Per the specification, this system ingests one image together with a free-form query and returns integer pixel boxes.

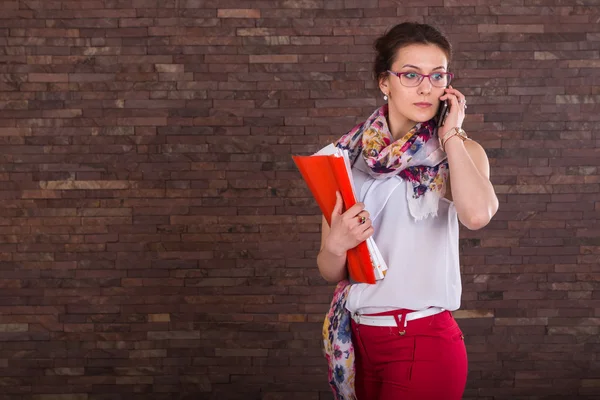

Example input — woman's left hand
[439,85,467,139]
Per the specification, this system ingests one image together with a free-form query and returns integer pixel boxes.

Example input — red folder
[292,151,376,284]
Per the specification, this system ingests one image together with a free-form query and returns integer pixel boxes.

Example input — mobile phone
[436,100,449,127]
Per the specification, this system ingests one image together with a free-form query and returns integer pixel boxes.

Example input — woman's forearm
[317,244,348,283]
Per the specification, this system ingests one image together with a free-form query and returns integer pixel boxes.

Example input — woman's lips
[414,102,433,108]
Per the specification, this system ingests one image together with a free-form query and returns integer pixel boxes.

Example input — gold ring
[359,216,366,224]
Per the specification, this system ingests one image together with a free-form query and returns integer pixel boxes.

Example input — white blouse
[345,156,462,314]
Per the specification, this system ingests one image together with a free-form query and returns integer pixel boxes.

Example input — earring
[383,93,388,101]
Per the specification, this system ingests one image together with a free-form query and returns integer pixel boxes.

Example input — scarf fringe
[406,181,441,221]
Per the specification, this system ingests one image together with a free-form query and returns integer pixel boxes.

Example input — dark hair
[373,22,452,83]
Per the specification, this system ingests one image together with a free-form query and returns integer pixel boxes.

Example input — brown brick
[148,313,170,322]
[29,73,69,83]
[0,323,28,332]
[0,3,596,399]
[218,9,261,18]
[249,55,299,64]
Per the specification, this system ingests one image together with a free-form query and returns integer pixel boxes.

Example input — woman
[318,22,499,400]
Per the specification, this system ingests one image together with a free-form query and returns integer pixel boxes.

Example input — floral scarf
[322,280,354,400]
[335,103,449,221]
[323,105,449,399]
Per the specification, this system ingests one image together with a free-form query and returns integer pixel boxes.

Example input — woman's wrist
[443,134,464,150]
[439,125,462,140]
[440,127,468,151]
[322,238,346,257]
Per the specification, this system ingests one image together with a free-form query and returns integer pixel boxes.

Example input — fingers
[446,85,464,98]
[351,209,372,240]
[444,86,466,106]
[350,208,370,225]
[345,201,367,218]
[340,211,373,246]
[344,204,372,231]
[356,219,375,242]
[357,224,375,242]
[446,92,460,109]
[331,197,371,223]
[354,215,372,231]
[438,88,466,137]
[440,92,464,115]
[330,198,375,248]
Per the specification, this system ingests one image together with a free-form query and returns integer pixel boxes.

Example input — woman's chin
[411,113,437,123]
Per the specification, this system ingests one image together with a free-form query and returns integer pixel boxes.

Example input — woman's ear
[378,73,390,94]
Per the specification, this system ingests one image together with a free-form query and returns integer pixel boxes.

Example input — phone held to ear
[437,100,449,128]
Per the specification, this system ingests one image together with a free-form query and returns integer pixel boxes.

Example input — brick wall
[0,1,599,399]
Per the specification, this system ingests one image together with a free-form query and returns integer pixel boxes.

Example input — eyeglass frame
[386,70,454,87]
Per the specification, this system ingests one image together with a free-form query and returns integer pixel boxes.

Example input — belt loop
[392,313,407,336]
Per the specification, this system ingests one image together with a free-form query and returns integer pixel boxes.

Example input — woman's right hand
[323,191,374,256]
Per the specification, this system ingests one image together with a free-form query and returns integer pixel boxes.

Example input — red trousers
[351,309,467,400]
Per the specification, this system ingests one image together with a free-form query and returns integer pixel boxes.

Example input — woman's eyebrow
[401,64,446,71]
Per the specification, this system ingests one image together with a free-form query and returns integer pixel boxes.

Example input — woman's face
[379,44,449,127]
